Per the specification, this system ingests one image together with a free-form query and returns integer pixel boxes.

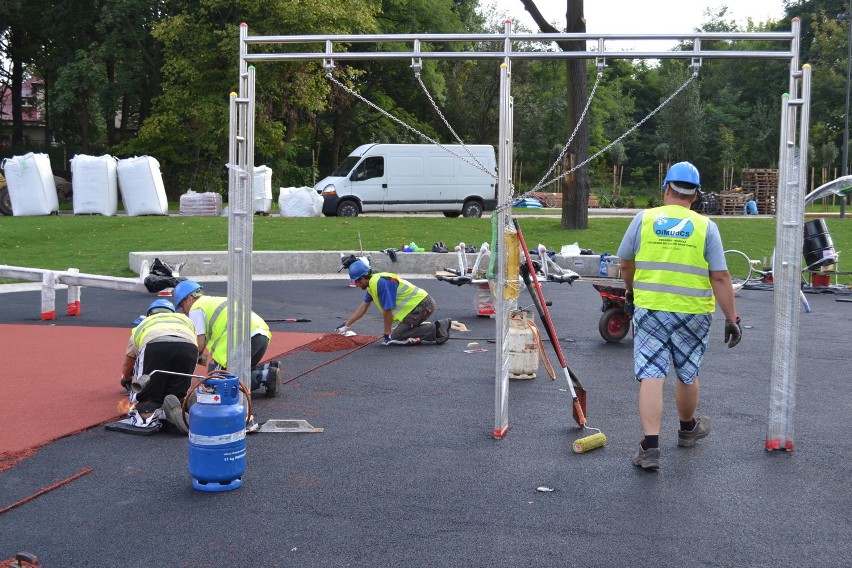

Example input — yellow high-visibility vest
[634,205,714,314]
[367,272,428,322]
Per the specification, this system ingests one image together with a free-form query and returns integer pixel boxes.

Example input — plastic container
[116,156,168,216]
[1,152,58,216]
[252,165,273,214]
[803,218,837,270]
[179,190,222,216]
[70,154,118,215]
[508,309,538,379]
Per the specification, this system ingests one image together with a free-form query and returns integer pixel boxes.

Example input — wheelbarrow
[592,283,631,343]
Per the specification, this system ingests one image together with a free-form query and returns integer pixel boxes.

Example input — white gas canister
[508,309,539,379]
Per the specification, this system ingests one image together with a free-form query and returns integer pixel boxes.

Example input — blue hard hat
[147,298,176,315]
[173,279,203,307]
[348,259,371,282]
[663,161,701,192]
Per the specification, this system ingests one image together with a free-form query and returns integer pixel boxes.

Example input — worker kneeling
[120,298,199,434]
[337,260,451,345]
[173,280,279,399]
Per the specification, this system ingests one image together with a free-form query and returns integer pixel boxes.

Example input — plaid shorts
[633,307,712,384]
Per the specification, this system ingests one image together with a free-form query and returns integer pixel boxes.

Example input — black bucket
[803,218,837,270]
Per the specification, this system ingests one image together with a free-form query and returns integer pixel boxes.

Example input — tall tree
[519,0,589,229]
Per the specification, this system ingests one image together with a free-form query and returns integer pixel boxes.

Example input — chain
[326,72,497,180]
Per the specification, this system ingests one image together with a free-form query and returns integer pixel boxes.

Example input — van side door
[350,156,386,212]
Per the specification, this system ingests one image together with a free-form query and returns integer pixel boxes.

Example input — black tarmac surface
[1,277,850,567]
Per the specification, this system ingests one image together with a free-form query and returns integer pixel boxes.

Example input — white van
[315,143,497,217]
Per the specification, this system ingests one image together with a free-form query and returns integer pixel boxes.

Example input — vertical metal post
[227,25,254,393]
[493,19,513,439]
[841,0,851,217]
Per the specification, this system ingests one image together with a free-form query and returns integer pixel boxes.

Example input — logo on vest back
[653,214,693,239]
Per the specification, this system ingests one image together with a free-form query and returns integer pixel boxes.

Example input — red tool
[513,219,587,426]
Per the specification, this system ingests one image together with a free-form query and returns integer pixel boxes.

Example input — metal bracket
[411,39,422,76]
[258,419,324,433]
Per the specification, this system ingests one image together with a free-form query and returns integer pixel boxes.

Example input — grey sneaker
[678,415,711,447]
[162,394,189,434]
[632,445,661,470]
[265,362,279,398]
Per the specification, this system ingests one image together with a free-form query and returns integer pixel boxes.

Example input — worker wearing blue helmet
[336,259,451,345]
[617,161,741,471]
[173,279,279,398]
[119,298,199,433]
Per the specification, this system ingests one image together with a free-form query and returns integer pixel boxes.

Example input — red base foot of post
[765,438,795,452]
[41,311,55,321]
[493,425,509,439]
[67,301,81,316]
[157,288,173,297]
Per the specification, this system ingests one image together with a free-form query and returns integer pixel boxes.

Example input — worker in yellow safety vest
[173,280,279,399]
[336,260,451,346]
[120,298,198,433]
[617,161,742,471]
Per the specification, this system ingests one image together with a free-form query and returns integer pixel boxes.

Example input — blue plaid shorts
[633,307,712,384]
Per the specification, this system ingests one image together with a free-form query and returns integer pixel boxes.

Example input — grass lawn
[1,213,850,283]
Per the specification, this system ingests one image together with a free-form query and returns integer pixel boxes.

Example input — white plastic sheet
[278,186,322,217]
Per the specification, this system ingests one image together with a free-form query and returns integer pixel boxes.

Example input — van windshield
[331,156,361,177]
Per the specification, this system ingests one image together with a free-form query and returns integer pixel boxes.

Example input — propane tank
[508,309,539,379]
[188,373,246,492]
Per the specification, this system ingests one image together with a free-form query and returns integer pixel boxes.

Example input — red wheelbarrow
[592,283,631,342]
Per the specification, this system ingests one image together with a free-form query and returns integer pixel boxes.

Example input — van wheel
[443,211,461,218]
[462,200,483,218]
[0,185,12,216]
[337,200,360,217]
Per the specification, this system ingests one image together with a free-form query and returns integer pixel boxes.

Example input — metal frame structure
[230,19,809,449]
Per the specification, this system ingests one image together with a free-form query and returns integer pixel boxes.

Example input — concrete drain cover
[258,419,324,433]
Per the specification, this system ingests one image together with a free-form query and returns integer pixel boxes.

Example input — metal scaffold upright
[231,19,809,447]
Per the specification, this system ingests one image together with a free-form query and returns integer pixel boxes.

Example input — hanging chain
[529,70,604,193]
[326,71,497,180]
[528,70,698,196]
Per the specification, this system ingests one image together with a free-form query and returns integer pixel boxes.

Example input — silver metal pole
[842,1,851,217]
[493,19,512,440]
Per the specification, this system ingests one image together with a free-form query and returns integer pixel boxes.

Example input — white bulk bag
[70,154,118,215]
[1,153,58,216]
[279,186,322,217]
[253,165,273,214]
[116,156,168,216]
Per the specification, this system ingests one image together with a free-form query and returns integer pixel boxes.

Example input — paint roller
[513,220,606,454]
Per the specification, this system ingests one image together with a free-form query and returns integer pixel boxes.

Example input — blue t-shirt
[363,276,399,309]
[616,209,727,271]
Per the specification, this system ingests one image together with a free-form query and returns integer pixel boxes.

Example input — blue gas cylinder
[188,373,246,492]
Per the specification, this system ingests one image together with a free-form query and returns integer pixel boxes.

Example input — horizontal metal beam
[244,49,793,63]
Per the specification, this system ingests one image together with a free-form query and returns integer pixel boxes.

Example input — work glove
[724,317,742,348]
[382,334,392,345]
[335,324,350,335]
[624,291,635,318]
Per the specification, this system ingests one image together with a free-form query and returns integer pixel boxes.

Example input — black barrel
[803,218,837,269]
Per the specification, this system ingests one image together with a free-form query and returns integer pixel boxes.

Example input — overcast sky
[484,0,787,52]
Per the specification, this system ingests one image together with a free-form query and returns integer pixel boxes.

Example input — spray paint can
[188,373,246,492]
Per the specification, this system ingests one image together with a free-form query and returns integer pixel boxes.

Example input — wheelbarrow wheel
[599,306,630,343]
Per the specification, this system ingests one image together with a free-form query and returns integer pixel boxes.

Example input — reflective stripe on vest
[634,205,715,314]
[367,272,428,322]
[191,296,270,368]
[132,312,197,348]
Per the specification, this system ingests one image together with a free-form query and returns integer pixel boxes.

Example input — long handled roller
[513,220,606,452]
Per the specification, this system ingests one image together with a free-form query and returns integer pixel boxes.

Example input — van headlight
[321,184,336,196]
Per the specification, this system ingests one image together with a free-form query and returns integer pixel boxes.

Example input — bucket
[508,309,538,379]
[811,273,830,287]
[803,219,837,270]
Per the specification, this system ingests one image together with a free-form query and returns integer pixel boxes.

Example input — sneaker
[632,445,661,471]
[678,415,711,447]
[435,318,452,344]
[162,394,189,434]
[265,363,279,398]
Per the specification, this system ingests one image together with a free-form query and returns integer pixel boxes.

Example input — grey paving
[1,277,850,567]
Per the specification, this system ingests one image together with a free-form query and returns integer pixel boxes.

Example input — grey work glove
[724,317,742,348]
[335,324,350,335]
[381,334,392,345]
[624,291,635,317]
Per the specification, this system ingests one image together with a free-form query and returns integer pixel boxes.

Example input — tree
[519,0,590,230]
